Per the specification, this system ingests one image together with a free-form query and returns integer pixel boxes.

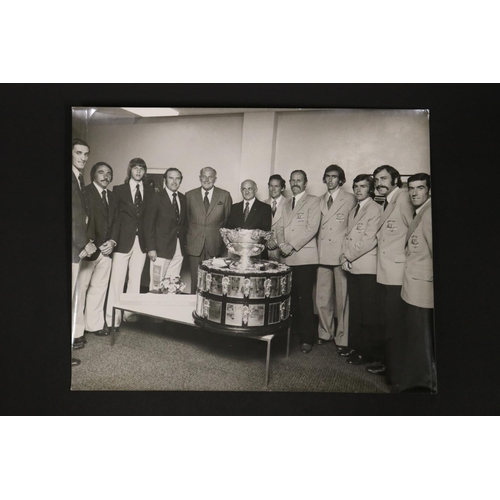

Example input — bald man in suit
[264,174,286,261]
[185,167,232,293]
[397,173,436,393]
[316,165,356,350]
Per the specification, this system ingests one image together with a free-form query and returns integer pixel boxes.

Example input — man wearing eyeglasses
[185,167,232,293]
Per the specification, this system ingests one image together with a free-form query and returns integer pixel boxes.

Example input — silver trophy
[220,228,273,270]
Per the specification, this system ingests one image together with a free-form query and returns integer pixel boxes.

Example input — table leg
[111,307,116,346]
[265,337,271,387]
[286,326,290,358]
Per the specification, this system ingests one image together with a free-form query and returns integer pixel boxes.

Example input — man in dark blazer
[144,168,188,290]
[185,167,232,293]
[275,170,321,354]
[226,179,272,231]
[71,138,96,364]
[369,165,413,382]
[398,173,436,393]
[105,158,153,329]
[74,162,117,339]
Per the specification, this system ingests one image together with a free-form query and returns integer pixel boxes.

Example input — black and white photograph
[71,106,436,393]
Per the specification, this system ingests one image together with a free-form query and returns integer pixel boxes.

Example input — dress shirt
[93,181,108,200]
[327,186,341,204]
[129,180,144,200]
[242,197,256,212]
[386,186,400,204]
[201,186,214,204]
[72,166,84,189]
[415,197,431,216]
[166,187,181,215]
[293,190,306,206]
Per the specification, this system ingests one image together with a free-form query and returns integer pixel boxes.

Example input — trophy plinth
[220,228,272,271]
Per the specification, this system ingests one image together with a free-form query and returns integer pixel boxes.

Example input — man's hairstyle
[373,164,402,188]
[90,162,113,181]
[164,167,183,181]
[290,169,308,183]
[407,172,431,190]
[268,174,286,190]
[352,174,376,196]
[323,164,346,186]
[200,167,217,177]
[72,138,90,151]
[125,157,147,183]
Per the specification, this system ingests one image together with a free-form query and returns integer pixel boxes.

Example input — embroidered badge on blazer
[297,212,305,221]
[386,220,397,232]
[410,235,419,248]
[356,222,365,232]
[336,213,345,222]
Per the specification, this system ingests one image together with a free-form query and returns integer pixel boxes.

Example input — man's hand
[267,237,278,250]
[148,250,157,262]
[279,243,294,257]
[100,240,114,256]
[84,241,97,255]
[341,260,352,272]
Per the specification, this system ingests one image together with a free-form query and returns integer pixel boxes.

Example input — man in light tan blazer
[264,174,286,261]
[315,165,356,350]
[340,174,382,365]
[185,167,232,293]
[397,173,436,393]
[275,170,320,353]
[369,165,414,382]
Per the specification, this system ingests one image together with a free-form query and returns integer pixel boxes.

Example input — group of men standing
[71,137,436,393]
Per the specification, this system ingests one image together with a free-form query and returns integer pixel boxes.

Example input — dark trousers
[346,273,382,361]
[378,283,406,384]
[290,265,317,345]
[395,303,437,393]
[189,244,217,294]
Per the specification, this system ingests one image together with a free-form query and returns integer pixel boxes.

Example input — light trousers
[106,236,146,327]
[149,239,184,290]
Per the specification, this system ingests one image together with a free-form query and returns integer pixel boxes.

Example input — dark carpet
[71,318,390,392]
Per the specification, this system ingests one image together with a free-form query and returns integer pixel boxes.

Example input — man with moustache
[144,168,188,289]
[71,138,96,365]
[367,165,414,382]
[264,174,286,261]
[74,162,117,340]
[315,165,356,350]
[397,173,436,393]
[186,167,232,293]
[275,170,320,354]
[105,158,153,330]
[340,174,382,365]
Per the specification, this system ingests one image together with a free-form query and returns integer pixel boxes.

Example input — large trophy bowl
[220,228,273,270]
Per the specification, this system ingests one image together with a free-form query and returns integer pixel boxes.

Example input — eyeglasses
[200,175,215,181]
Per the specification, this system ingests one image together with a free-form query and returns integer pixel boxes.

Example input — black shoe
[72,358,81,366]
[339,348,355,357]
[336,346,351,354]
[94,329,111,337]
[72,341,85,350]
[366,364,386,375]
[74,336,87,345]
[346,353,367,365]
[315,338,332,345]
[300,343,313,354]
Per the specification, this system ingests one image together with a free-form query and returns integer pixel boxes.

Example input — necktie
[413,211,417,219]
[383,199,388,210]
[172,192,179,224]
[134,184,142,206]
[272,199,277,216]
[101,189,108,207]
[204,191,210,212]
[243,201,250,222]
[354,203,360,218]
[78,174,85,193]
[327,195,333,210]
[292,197,296,210]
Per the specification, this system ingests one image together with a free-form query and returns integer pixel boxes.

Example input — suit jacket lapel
[405,200,431,244]
[346,199,370,234]
[206,188,220,217]
[245,200,260,228]
[379,189,401,228]
[322,191,348,224]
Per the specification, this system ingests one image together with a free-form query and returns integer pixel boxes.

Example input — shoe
[315,338,332,345]
[366,364,386,375]
[71,358,81,366]
[74,336,87,345]
[339,348,355,357]
[346,353,367,365]
[94,329,111,336]
[336,346,351,354]
[72,341,85,350]
[300,343,313,354]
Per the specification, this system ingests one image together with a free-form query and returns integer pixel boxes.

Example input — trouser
[316,264,349,346]
[149,239,184,290]
[74,253,112,337]
[290,265,317,345]
[71,261,81,342]
[105,236,146,327]
[377,283,405,384]
[395,303,437,393]
[189,244,217,294]
[345,273,382,361]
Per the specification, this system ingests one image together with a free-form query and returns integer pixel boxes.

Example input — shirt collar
[328,186,341,202]
[293,191,306,203]
[201,186,214,197]
[386,186,399,203]
[165,187,178,198]
[415,197,431,215]
[93,181,107,194]
[243,197,256,210]
[72,166,83,180]
[357,197,371,209]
